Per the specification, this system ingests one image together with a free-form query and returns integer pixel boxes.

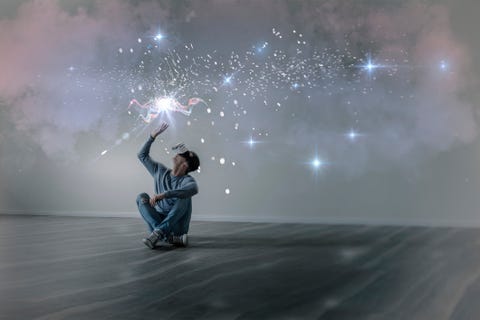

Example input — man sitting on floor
[136,121,200,249]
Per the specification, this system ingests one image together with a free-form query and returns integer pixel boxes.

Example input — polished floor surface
[1,214,480,319]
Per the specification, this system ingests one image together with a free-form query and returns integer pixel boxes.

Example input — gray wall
[1,0,480,226]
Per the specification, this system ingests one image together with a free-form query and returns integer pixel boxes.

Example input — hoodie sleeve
[164,176,198,199]
[137,136,168,177]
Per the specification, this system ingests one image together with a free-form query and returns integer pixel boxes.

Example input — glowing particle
[130,48,133,53]
[137,38,142,43]
[207,108,212,113]
[225,188,230,195]
[187,121,191,126]
[118,48,123,53]
[220,158,225,165]
[440,60,448,71]
[220,111,225,117]
[232,162,236,166]
[101,150,108,156]
[234,100,238,105]
[154,33,164,41]
[211,156,216,160]
[201,138,205,143]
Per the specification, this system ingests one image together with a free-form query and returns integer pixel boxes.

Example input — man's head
[171,143,200,176]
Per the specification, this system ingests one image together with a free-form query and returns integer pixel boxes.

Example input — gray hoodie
[137,136,198,213]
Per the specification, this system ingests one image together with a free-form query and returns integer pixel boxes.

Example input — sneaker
[142,229,164,249]
[168,234,188,247]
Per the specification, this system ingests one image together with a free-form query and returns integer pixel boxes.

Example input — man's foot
[142,229,164,249]
[168,234,188,247]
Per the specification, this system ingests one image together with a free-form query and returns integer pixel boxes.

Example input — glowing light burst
[128,97,207,123]
[154,33,164,41]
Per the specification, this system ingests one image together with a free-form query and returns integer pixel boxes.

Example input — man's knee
[173,198,189,210]
[168,198,190,217]
[136,193,150,205]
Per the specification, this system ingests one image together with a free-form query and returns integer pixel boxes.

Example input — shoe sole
[168,234,188,247]
[181,234,188,247]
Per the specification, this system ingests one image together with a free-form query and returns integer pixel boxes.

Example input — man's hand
[150,122,169,139]
[149,193,166,206]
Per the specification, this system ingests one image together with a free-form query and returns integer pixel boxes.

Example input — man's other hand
[149,193,166,206]
[151,122,169,139]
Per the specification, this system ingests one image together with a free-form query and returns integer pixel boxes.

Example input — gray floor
[1,215,480,320]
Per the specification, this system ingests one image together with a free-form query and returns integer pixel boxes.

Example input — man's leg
[157,198,190,236]
[179,205,192,235]
[136,193,166,232]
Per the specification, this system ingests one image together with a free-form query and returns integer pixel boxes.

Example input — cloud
[0,0,170,160]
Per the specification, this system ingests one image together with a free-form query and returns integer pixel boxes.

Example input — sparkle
[363,59,379,73]
[223,75,232,85]
[244,136,259,148]
[346,129,359,141]
[311,158,323,169]
[154,33,164,41]
[225,188,230,195]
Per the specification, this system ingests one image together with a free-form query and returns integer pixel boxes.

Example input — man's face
[172,154,188,175]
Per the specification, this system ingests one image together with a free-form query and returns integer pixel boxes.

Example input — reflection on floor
[0,214,479,319]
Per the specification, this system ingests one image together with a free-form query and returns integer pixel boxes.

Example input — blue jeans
[136,193,191,236]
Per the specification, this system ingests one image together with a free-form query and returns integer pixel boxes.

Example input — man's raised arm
[137,122,169,176]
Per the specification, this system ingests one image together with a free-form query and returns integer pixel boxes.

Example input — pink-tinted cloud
[0,0,169,160]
